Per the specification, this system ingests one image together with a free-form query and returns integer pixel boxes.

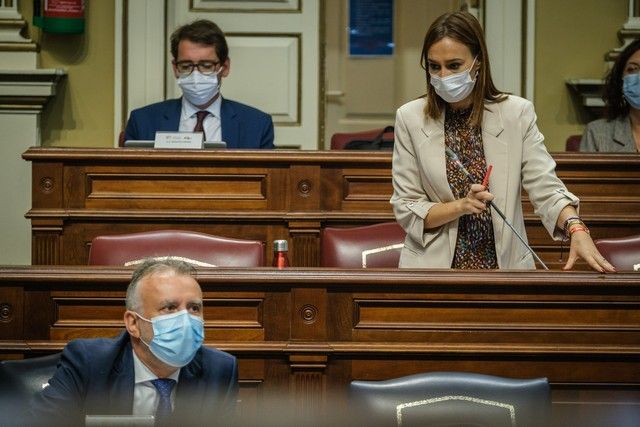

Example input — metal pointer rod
[444,147,549,270]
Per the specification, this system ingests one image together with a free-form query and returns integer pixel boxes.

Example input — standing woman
[390,11,614,272]
[580,38,640,152]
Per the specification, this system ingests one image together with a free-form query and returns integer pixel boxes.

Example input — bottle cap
[273,239,288,252]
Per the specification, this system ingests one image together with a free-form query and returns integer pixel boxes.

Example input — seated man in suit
[30,258,238,426]
[124,19,274,149]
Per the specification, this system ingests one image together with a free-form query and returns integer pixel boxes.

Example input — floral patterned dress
[444,106,498,269]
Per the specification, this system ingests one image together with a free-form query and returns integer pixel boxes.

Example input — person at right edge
[580,38,640,152]
[390,11,615,272]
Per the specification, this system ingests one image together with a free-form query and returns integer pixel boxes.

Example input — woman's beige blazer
[390,95,579,269]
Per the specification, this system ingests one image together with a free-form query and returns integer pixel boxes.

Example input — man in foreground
[30,258,238,426]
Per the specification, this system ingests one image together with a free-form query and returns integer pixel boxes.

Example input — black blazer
[29,332,238,426]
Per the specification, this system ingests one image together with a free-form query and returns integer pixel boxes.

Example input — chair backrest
[349,371,551,427]
[594,234,640,271]
[566,134,581,151]
[330,127,394,150]
[88,230,265,267]
[321,222,406,268]
[0,353,61,419]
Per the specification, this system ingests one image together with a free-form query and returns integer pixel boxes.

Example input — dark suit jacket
[29,332,238,426]
[124,97,275,149]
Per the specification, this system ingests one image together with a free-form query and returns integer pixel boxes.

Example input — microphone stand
[445,147,549,270]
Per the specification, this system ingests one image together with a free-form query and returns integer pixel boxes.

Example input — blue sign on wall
[349,0,394,57]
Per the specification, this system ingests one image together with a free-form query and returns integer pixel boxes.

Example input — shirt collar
[181,94,222,120]
[132,348,180,384]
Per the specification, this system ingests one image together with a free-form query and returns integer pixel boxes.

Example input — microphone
[444,147,549,270]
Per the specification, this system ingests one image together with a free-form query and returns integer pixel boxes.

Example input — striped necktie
[193,110,209,140]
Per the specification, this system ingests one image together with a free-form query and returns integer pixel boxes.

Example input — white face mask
[429,57,478,103]
[177,70,221,107]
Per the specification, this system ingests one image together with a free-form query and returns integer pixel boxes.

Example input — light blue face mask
[623,72,640,109]
[177,70,221,107]
[137,309,204,368]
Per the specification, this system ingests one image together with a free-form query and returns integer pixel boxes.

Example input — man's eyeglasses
[174,60,222,76]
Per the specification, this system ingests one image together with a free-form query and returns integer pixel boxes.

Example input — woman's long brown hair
[421,11,506,127]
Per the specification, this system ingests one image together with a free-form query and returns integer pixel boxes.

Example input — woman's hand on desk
[563,231,617,273]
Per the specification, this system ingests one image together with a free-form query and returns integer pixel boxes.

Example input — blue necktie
[151,378,176,423]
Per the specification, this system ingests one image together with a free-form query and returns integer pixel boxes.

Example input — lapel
[481,102,508,248]
[220,98,239,147]
[107,341,135,415]
[421,112,451,202]
[421,111,460,255]
[613,116,634,148]
[161,99,182,132]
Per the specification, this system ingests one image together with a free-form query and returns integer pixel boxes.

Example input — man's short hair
[125,258,197,312]
[170,19,229,63]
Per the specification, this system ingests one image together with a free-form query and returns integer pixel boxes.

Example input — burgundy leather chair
[565,134,581,151]
[330,127,394,150]
[320,222,406,268]
[88,230,265,267]
[350,371,550,427]
[594,234,640,271]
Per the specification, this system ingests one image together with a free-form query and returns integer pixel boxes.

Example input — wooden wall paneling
[31,224,63,265]
[289,353,327,424]
[1,267,640,426]
[202,294,265,341]
[339,167,395,213]
[0,285,23,340]
[23,149,640,270]
[31,161,63,209]
[29,159,64,264]
[262,288,291,341]
[80,165,272,211]
[288,220,321,267]
[287,164,321,267]
[291,287,327,341]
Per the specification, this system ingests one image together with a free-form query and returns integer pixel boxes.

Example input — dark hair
[420,11,506,126]
[125,258,197,312]
[170,19,229,63]
[603,38,640,120]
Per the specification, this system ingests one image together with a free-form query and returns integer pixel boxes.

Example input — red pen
[482,164,493,188]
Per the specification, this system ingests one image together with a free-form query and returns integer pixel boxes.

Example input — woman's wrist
[569,225,590,236]
[563,216,589,239]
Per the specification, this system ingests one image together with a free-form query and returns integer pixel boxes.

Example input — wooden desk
[23,148,640,268]
[1,267,639,425]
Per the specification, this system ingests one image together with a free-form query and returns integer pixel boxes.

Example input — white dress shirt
[131,350,181,416]
[179,96,222,142]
